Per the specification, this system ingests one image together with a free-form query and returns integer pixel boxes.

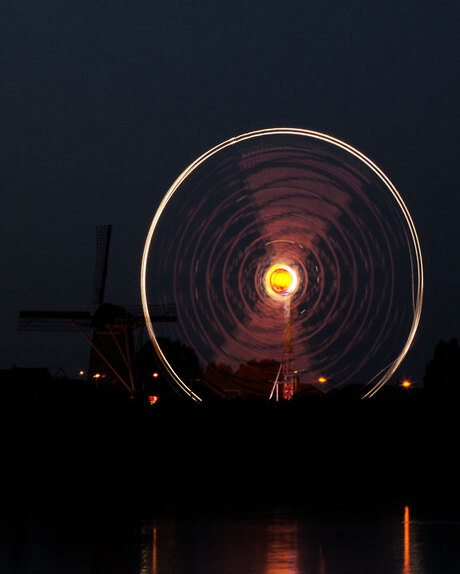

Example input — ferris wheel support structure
[269,294,298,401]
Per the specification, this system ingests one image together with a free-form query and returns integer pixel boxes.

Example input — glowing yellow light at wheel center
[270,268,292,292]
[266,264,298,297]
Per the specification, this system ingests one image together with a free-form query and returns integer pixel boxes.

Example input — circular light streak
[141,128,424,401]
[266,264,298,297]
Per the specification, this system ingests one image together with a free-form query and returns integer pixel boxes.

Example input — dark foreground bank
[1,387,459,516]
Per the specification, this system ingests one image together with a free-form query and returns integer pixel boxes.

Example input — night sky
[2,1,459,385]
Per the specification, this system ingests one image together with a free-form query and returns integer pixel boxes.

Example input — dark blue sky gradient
[1,1,459,382]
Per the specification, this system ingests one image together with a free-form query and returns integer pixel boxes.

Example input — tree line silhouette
[2,337,460,404]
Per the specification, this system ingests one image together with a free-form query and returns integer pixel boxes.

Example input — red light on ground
[401,380,412,388]
[148,395,159,405]
[318,377,327,383]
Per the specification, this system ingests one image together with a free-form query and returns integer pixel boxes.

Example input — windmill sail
[18,310,92,331]
[91,225,112,306]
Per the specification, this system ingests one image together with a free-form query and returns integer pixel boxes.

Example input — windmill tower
[18,225,176,394]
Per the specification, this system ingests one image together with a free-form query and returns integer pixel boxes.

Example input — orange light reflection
[265,520,300,574]
[152,526,157,574]
[403,505,410,574]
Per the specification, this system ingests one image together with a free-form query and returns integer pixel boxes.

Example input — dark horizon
[2,333,459,404]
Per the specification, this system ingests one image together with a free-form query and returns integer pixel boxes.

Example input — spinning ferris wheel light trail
[141,128,424,402]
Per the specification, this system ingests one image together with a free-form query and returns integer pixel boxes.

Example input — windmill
[18,225,176,394]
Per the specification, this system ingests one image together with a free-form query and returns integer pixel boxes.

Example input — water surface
[1,504,460,573]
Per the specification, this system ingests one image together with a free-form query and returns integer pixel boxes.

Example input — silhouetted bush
[424,338,460,395]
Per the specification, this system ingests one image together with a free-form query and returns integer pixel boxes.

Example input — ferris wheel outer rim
[140,127,424,402]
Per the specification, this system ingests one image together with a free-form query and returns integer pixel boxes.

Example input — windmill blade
[91,225,112,306]
[18,310,92,332]
[89,304,177,334]
[124,304,178,322]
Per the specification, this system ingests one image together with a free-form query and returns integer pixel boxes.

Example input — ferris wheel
[141,128,423,402]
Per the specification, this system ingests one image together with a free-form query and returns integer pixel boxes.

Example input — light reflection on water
[2,504,460,573]
[136,505,425,574]
[265,519,300,574]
